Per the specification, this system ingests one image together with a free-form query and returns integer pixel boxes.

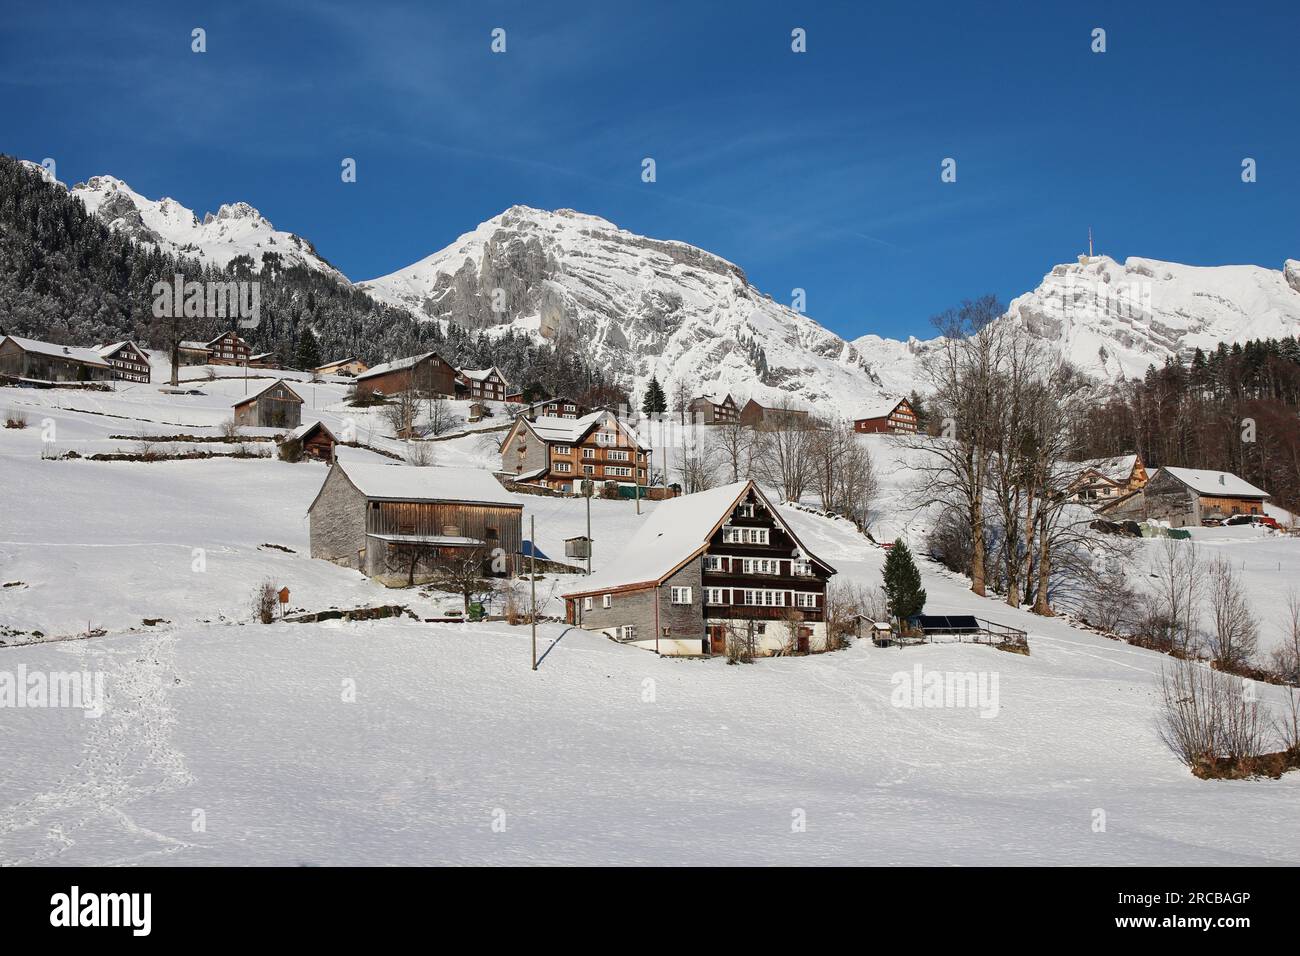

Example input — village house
[205,331,253,366]
[562,480,837,656]
[456,366,510,402]
[1134,467,1270,528]
[308,459,523,585]
[177,341,213,365]
[499,409,651,494]
[95,342,151,384]
[354,350,458,400]
[686,392,739,425]
[248,352,282,370]
[0,335,114,385]
[1067,454,1149,504]
[278,420,338,462]
[520,396,588,420]
[853,397,918,434]
[232,379,304,429]
[739,398,811,430]
[315,358,370,378]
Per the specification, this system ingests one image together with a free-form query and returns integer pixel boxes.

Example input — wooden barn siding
[367,501,522,559]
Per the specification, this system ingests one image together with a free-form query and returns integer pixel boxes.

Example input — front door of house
[708,624,727,655]
[797,626,812,654]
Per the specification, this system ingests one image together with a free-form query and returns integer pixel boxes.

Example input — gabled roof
[691,391,734,406]
[1074,454,1139,484]
[2,335,110,368]
[458,366,506,382]
[356,350,446,382]
[854,396,907,421]
[503,409,647,452]
[179,340,212,351]
[281,419,336,444]
[1160,467,1268,499]
[315,357,365,371]
[562,480,836,599]
[318,460,523,508]
[204,331,248,348]
[232,378,305,408]
[96,341,146,358]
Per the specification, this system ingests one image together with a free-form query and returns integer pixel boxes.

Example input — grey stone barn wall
[309,467,368,570]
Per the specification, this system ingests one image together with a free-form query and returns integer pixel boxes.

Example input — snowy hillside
[359,206,896,412]
[20,162,344,280]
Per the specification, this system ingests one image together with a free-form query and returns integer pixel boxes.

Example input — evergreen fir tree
[642,375,667,415]
[882,539,926,629]
[295,327,322,370]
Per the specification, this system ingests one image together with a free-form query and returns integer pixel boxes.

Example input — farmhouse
[354,351,457,400]
[686,392,739,424]
[0,335,114,385]
[520,396,588,420]
[278,420,337,462]
[95,342,151,383]
[499,409,650,494]
[315,357,370,377]
[739,398,811,430]
[205,331,253,365]
[308,459,523,585]
[232,379,304,429]
[456,366,510,402]
[1140,467,1270,527]
[1067,454,1148,504]
[853,397,918,434]
[248,352,282,370]
[563,480,836,656]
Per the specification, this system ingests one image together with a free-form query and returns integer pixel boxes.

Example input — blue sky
[3,1,1296,341]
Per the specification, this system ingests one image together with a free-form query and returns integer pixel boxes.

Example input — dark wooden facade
[206,331,253,365]
[0,336,114,385]
[97,342,151,383]
[355,351,458,399]
[233,379,304,428]
[854,398,918,434]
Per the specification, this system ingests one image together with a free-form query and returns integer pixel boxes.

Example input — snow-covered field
[2,377,1299,866]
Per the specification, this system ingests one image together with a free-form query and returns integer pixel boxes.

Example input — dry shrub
[253,580,278,624]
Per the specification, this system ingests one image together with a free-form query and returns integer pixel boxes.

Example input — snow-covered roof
[854,397,905,420]
[179,340,212,351]
[281,420,335,444]
[233,378,304,408]
[1161,467,1268,498]
[204,331,247,348]
[332,460,523,507]
[521,409,645,448]
[355,351,442,381]
[562,480,835,598]
[692,392,734,406]
[1075,454,1139,483]
[3,336,110,368]
[459,366,505,382]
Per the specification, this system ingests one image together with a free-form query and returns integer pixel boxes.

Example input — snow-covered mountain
[21,161,344,281]
[855,254,1300,385]
[358,206,896,412]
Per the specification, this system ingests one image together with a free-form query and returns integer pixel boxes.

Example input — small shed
[279,420,337,462]
[467,401,489,423]
[564,535,592,559]
[233,379,304,429]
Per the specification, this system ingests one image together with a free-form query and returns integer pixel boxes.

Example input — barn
[232,379,304,429]
[1141,467,1270,527]
[278,420,338,462]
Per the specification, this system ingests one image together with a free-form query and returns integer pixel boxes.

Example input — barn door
[708,624,727,654]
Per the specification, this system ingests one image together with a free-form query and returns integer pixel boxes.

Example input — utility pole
[584,481,592,575]
[530,514,537,671]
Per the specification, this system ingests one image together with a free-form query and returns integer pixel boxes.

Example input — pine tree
[642,375,667,415]
[295,327,322,370]
[882,539,926,629]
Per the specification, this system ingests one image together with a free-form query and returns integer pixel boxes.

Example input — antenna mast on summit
[1088,227,1094,259]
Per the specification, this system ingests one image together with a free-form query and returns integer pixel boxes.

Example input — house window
[602,594,612,608]
[608,450,630,462]
[554,445,572,455]
[582,448,596,459]
[670,586,693,605]
[795,592,819,609]
[583,597,592,611]
[723,526,770,545]
[621,625,636,641]
[583,465,595,475]
[703,555,722,571]
[706,588,724,605]
[555,462,573,473]
[793,559,812,576]
[738,503,755,518]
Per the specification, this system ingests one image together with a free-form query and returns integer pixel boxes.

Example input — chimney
[1219,474,1225,485]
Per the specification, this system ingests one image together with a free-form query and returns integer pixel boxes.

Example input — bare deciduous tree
[1206,555,1259,668]
[1158,659,1267,774]
[709,419,754,484]
[752,396,813,502]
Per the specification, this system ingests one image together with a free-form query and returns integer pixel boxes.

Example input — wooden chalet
[248,352,282,370]
[456,366,510,402]
[354,351,457,400]
[738,398,811,430]
[853,397,918,434]
[278,420,338,462]
[232,379,304,429]
[0,335,114,385]
[308,459,523,586]
[520,396,588,420]
[686,392,739,425]
[1067,454,1148,504]
[315,358,370,378]
[95,342,151,384]
[178,341,214,365]
[562,481,837,656]
[499,409,650,494]
[205,331,253,365]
